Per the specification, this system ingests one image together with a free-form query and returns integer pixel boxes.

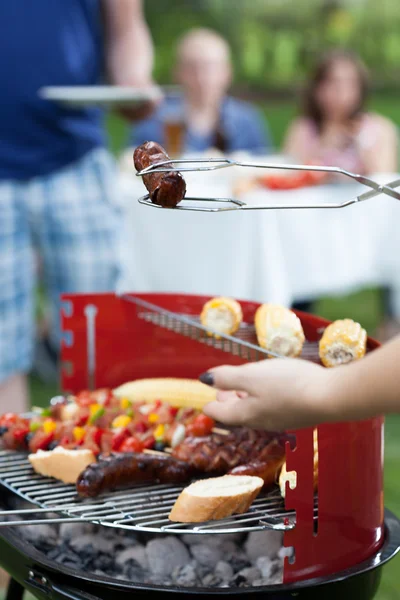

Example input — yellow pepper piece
[148,412,159,424]
[73,426,86,442]
[89,403,102,416]
[112,415,132,429]
[120,397,132,410]
[154,424,165,440]
[42,419,57,434]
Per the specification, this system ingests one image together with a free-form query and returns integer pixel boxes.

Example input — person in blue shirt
[0,0,157,413]
[130,28,272,155]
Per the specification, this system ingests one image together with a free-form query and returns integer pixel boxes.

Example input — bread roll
[169,474,263,522]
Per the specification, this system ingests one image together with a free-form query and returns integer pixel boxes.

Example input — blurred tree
[142,0,400,95]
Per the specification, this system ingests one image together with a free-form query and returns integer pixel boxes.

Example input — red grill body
[60,292,384,586]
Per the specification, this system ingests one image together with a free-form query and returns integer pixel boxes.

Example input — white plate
[38,85,167,107]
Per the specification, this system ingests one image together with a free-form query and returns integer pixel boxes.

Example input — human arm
[200,334,400,431]
[360,116,398,174]
[102,0,159,120]
[282,117,313,162]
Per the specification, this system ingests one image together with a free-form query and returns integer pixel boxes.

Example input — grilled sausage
[76,452,197,497]
[133,141,186,208]
[172,428,286,474]
[228,454,286,489]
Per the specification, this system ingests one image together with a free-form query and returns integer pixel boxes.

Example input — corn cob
[113,378,216,410]
[279,430,318,498]
[254,303,305,358]
[200,296,243,338]
[319,319,367,368]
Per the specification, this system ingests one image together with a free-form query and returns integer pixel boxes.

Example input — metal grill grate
[122,294,324,364]
[0,450,314,534]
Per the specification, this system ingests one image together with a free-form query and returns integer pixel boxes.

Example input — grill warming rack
[0,451,308,533]
[136,157,400,212]
[121,294,322,363]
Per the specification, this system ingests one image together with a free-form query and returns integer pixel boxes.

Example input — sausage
[172,428,285,474]
[133,141,186,208]
[76,452,197,497]
[229,456,285,489]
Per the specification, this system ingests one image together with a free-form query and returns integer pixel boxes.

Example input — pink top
[301,114,379,174]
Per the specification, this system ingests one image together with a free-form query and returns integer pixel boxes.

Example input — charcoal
[22,524,58,544]
[190,544,223,569]
[59,523,94,540]
[229,551,251,573]
[172,563,199,587]
[70,534,114,554]
[93,554,115,572]
[116,545,148,570]
[202,573,222,587]
[146,537,190,577]
[214,560,234,583]
[123,563,146,583]
[245,531,283,562]
[255,555,273,578]
[236,566,261,585]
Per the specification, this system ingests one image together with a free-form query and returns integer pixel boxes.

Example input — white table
[115,152,400,315]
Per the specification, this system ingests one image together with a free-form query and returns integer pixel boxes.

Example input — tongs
[136,157,400,212]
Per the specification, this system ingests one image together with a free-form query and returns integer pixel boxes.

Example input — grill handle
[25,569,103,600]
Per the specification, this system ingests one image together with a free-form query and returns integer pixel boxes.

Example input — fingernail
[199,372,214,386]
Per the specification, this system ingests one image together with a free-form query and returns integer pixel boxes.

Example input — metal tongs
[136,157,400,212]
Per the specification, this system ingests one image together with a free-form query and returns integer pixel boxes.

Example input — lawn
[9,91,400,598]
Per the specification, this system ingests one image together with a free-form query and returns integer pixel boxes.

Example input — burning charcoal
[255,555,274,578]
[172,563,199,587]
[202,572,223,587]
[214,560,234,583]
[228,551,251,574]
[59,522,94,540]
[146,537,190,577]
[116,545,148,570]
[22,524,58,544]
[236,566,261,585]
[190,544,223,569]
[70,534,115,554]
[244,531,283,562]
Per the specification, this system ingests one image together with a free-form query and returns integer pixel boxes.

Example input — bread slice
[113,378,217,410]
[29,447,96,484]
[168,474,263,523]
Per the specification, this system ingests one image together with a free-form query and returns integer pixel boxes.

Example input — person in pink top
[283,49,398,176]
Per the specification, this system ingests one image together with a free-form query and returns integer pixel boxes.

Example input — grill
[0,292,399,600]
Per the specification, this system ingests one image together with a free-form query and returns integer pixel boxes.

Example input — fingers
[199,364,252,393]
[203,391,252,426]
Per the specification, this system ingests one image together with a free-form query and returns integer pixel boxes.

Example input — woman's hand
[200,359,337,431]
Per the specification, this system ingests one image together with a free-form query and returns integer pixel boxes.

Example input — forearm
[323,335,400,422]
[103,0,154,86]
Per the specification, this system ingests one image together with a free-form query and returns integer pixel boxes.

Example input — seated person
[130,28,272,155]
[283,49,398,175]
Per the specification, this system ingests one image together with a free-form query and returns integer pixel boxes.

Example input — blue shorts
[0,148,122,383]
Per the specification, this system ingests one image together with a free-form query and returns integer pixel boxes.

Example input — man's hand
[103,0,160,121]
[201,359,335,431]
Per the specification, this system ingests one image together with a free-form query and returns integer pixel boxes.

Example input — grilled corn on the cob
[319,319,367,368]
[200,296,243,338]
[113,378,217,410]
[254,303,305,358]
[279,430,318,498]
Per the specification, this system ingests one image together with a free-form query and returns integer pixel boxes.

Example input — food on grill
[76,452,197,497]
[29,447,96,484]
[113,377,216,410]
[168,474,264,522]
[133,141,186,208]
[319,318,367,367]
[0,383,216,456]
[254,304,305,357]
[279,429,319,498]
[172,428,286,486]
[200,296,243,338]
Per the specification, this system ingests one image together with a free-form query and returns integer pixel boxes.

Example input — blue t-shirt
[130,95,273,155]
[0,1,105,181]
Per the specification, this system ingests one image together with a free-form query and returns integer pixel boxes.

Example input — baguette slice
[29,447,96,484]
[113,378,216,410]
[169,474,263,523]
